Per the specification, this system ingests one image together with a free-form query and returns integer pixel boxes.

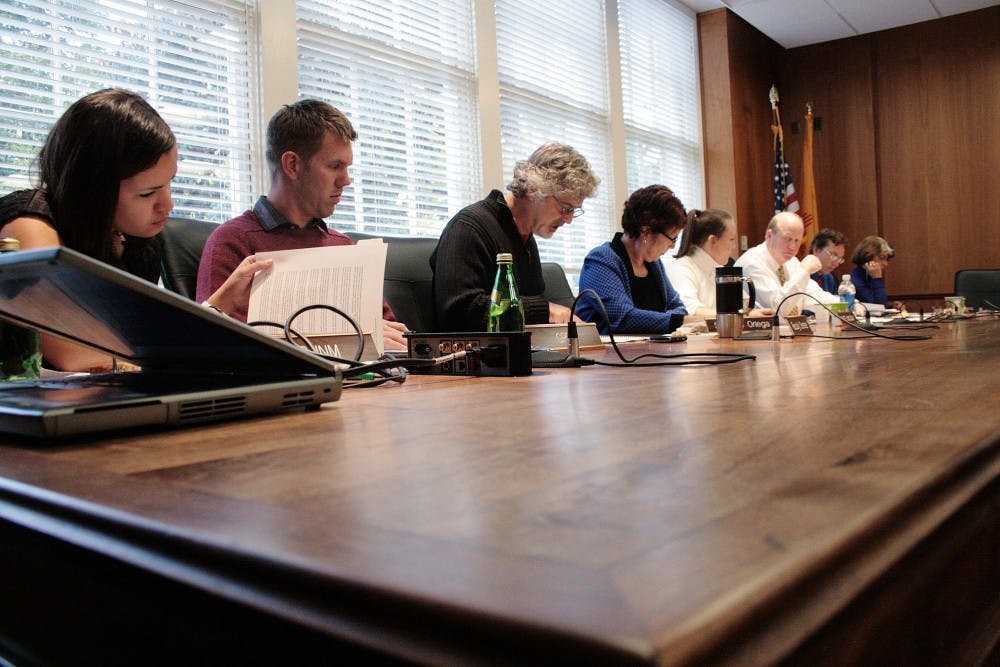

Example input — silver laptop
[0,246,341,440]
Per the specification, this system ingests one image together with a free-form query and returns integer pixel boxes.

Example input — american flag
[773,127,799,215]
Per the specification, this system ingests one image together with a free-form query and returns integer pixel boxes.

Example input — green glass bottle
[0,238,42,380]
[487,252,524,332]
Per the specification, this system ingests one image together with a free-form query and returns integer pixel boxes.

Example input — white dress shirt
[664,246,719,314]
[735,242,839,314]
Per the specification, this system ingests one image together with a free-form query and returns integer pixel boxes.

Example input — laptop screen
[0,247,339,377]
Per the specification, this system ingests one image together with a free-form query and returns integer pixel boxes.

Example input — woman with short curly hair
[576,185,688,334]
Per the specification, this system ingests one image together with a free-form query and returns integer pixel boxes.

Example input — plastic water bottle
[838,274,856,311]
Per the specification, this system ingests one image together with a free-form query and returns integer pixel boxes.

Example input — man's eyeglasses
[774,231,802,247]
[552,195,584,218]
[822,247,845,265]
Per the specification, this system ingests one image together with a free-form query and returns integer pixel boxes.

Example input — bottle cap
[496,252,513,263]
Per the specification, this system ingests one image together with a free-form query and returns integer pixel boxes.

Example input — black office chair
[159,217,218,299]
[541,261,576,309]
[954,268,1000,309]
[347,232,439,332]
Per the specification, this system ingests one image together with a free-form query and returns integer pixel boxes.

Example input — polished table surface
[1,317,998,664]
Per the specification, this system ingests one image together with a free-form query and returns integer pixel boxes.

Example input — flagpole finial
[769,85,779,109]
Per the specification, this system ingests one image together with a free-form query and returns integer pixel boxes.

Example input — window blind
[296,0,481,238]
[618,0,704,210]
[494,0,614,275]
[0,0,257,223]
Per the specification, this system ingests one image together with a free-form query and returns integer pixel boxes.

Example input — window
[0,0,257,223]
[494,0,614,275]
[296,0,482,237]
[618,0,703,209]
[1,0,706,269]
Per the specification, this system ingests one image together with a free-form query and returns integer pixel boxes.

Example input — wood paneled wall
[698,10,781,249]
[700,6,1000,299]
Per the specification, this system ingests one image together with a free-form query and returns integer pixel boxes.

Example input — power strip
[404,331,532,376]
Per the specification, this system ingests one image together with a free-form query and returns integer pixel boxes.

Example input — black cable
[284,304,366,361]
[255,305,419,385]
[573,288,756,367]
[249,315,366,368]
[247,319,319,353]
[773,291,932,341]
[338,350,476,388]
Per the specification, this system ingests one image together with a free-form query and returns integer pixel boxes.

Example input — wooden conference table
[0,317,997,665]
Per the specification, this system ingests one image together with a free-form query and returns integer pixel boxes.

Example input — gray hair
[507,143,600,201]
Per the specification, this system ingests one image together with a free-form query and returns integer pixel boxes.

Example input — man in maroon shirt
[196,100,407,349]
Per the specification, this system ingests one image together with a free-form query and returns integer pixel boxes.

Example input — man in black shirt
[430,143,600,331]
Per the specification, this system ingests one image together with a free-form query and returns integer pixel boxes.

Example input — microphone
[854,301,879,330]
[567,320,580,358]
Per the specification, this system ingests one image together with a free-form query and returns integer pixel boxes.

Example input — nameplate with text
[837,312,859,328]
[741,317,772,332]
[785,315,813,335]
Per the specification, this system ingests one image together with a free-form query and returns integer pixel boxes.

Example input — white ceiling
[678,0,999,48]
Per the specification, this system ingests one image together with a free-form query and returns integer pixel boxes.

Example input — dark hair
[620,185,686,238]
[809,228,848,252]
[674,208,732,258]
[851,235,895,266]
[37,88,175,267]
[265,99,357,176]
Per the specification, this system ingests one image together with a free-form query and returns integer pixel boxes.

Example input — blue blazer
[578,241,686,334]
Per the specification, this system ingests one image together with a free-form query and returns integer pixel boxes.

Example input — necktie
[777,264,787,285]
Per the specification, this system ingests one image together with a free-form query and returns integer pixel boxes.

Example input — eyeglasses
[774,230,802,247]
[823,247,845,265]
[878,253,893,262]
[661,230,679,243]
[552,195,584,218]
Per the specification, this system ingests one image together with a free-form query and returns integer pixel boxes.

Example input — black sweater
[430,190,549,331]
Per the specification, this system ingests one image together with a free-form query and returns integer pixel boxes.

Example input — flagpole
[769,85,799,221]
[769,84,782,143]
[800,102,819,253]
[769,85,785,212]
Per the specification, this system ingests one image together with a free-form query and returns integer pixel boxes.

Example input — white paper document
[248,240,387,354]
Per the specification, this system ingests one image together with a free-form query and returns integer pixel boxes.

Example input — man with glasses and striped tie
[735,211,840,317]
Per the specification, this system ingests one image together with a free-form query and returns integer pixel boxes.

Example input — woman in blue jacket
[578,185,687,334]
[849,235,894,307]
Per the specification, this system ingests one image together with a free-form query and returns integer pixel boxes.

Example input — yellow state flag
[799,106,819,253]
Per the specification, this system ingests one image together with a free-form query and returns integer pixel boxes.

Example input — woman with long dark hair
[0,89,265,370]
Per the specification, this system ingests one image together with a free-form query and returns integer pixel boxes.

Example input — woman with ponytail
[665,208,771,321]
